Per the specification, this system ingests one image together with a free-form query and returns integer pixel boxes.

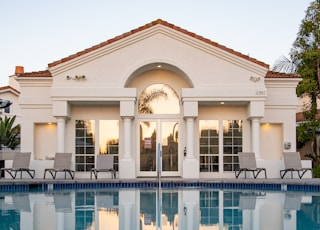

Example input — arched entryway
[126,63,192,177]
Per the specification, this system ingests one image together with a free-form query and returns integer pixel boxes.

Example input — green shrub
[313,165,320,178]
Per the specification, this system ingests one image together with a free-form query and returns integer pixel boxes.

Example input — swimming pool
[0,181,319,230]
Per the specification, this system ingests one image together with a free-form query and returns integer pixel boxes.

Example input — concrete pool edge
[1,178,320,192]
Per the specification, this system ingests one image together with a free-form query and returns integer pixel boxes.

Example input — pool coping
[1,178,320,192]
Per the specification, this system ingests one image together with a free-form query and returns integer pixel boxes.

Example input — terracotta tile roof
[0,85,20,94]
[266,71,301,79]
[48,19,269,68]
[17,70,52,78]
[296,110,320,122]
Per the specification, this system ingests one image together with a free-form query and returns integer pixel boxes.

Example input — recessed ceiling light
[157,64,162,68]
[220,102,225,105]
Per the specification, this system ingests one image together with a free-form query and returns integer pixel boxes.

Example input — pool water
[0,187,319,230]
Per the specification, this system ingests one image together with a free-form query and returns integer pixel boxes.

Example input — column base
[182,158,199,179]
[119,159,136,179]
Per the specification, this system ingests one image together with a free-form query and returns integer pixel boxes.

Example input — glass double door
[139,120,179,177]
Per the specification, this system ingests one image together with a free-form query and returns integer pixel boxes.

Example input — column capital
[183,101,198,118]
[55,116,69,120]
[121,116,134,120]
[248,101,264,118]
[120,101,135,117]
[248,116,262,121]
[184,116,197,120]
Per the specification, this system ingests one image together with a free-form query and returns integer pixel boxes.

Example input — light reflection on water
[0,188,320,230]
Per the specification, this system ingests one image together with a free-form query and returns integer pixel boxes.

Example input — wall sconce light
[0,99,12,108]
[284,142,291,150]
[66,75,86,80]
[250,76,260,82]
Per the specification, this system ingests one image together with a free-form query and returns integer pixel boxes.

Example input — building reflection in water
[0,188,319,229]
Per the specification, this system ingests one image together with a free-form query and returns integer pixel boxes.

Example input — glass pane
[86,164,94,171]
[224,137,233,145]
[140,122,157,171]
[210,156,219,163]
[223,146,232,154]
[99,120,119,171]
[209,146,219,154]
[223,164,232,171]
[233,146,242,154]
[224,156,232,163]
[76,129,85,136]
[75,120,95,172]
[99,120,119,154]
[223,120,242,172]
[76,164,84,171]
[86,147,94,154]
[210,137,218,145]
[162,122,178,172]
[199,120,219,137]
[199,120,219,173]
[233,137,242,145]
[76,156,84,163]
[76,137,85,146]
[86,137,94,145]
[138,84,180,114]
[200,146,208,155]
[87,156,94,164]
[76,147,84,154]
[200,137,208,145]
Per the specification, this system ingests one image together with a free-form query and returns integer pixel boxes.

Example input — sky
[0,0,313,87]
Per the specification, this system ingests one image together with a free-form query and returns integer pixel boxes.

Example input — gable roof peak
[48,19,269,69]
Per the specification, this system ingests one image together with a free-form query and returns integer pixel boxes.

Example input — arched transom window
[138,83,180,114]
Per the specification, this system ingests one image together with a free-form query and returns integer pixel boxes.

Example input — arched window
[138,84,180,114]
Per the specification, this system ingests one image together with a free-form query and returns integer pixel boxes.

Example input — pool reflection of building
[0,188,318,229]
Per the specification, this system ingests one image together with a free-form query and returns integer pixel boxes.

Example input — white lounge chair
[90,154,116,179]
[235,152,267,179]
[280,152,312,179]
[44,153,75,179]
[0,152,35,179]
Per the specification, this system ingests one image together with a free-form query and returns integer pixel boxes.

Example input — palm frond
[271,55,299,74]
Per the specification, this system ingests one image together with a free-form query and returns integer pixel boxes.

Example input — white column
[251,117,261,159]
[123,117,132,159]
[119,116,135,178]
[183,117,199,178]
[57,117,66,153]
[186,117,195,159]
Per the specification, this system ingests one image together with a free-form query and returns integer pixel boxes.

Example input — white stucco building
[8,19,310,179]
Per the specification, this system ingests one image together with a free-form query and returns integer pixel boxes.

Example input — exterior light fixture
[66,75,86,80]
[0,99,12,109]
[157,64,162,68]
